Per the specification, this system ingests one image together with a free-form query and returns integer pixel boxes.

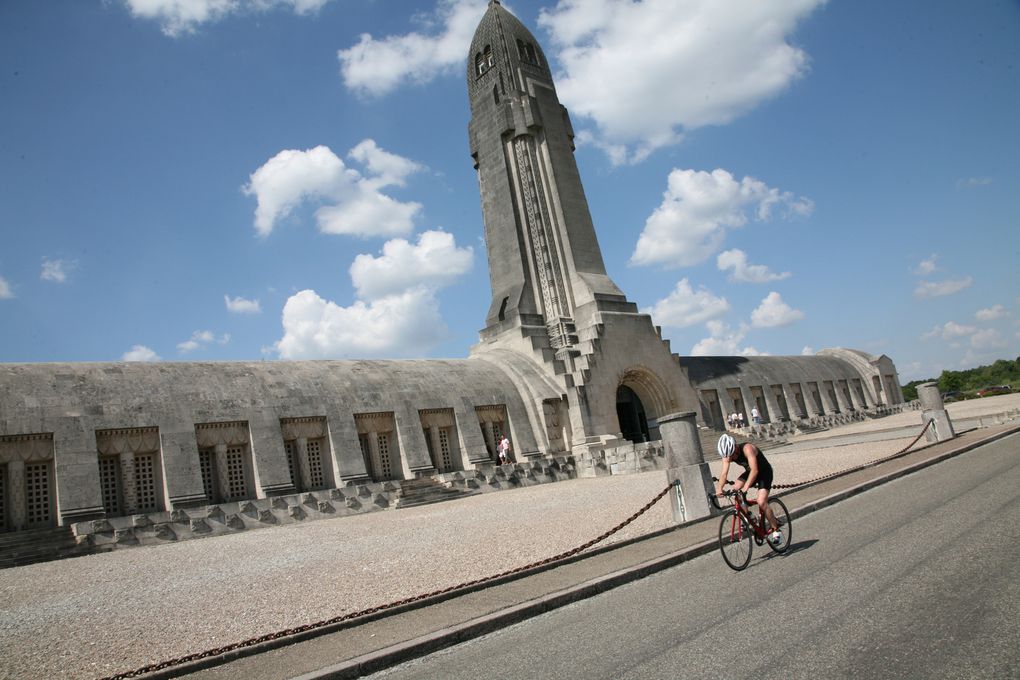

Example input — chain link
[100,481,675,679]
[771,419,933,489]
[101,421,933,679]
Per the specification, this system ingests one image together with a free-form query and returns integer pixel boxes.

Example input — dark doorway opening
[616,385,650,443]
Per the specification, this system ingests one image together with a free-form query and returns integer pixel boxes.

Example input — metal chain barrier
[100,481,676,679]
[102,420,934,679]
[771,419,933,489]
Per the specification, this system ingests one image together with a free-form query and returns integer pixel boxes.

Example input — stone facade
[0,2,904,547]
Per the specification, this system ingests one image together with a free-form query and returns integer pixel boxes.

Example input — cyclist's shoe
[767,530,783,545]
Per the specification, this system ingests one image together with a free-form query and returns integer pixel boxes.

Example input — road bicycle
[709,478,792,571]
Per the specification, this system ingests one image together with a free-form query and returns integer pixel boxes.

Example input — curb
[293,424,1020,680]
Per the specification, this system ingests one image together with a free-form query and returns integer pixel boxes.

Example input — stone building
[0,1,903,545]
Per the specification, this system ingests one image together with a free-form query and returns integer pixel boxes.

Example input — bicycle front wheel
[765,497,792,554]
[718,511,753,571]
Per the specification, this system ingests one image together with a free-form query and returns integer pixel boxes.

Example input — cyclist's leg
[757,487,780,531]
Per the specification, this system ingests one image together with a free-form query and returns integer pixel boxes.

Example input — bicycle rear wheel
[718,511,753,571]
[765,498,792,554]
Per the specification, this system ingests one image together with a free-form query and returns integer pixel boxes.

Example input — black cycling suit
[730,442,774,491]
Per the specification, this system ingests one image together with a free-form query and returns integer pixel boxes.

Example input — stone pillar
[717,390,737,429]
[917,382,956,442]
[819,383,838,415]
[660,411,715,524]
[783,383,803,419]
[367,431,382,480]
[456,402,490,467]
[761,387,783,423]
[214,444,231,502]
[8,459,26,531]
[483,421,496,459]
[160,425,207,509]
[325,406,370,484]
[119,451,137,515]
[738,386,755,425]
[427,426,443,470]
[295,437,312,491]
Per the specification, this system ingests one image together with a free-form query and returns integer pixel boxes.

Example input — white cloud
[275,288,447,359]
[538,0,824,163]
[976,304,1006,321]
[338,0,486,97]
[801,346,814,356]
[349,230,473,301]
[123,0,331,38]
[641,278,729,328]
[750,292,804,328]
[955,176,993,189]
[716,249,790,283]
[275,230,474,359]
[122,345,161,362]
[921,321,978,341]
[177,329,229,353]
[970,328,1006,351]
[690,320,762,357]
[630,168,811,268]
[0,276,13,299]
[244,143,423,238]
[348,139,424,189]
[40,258,73,283]
[914,277,973,299]
[225,295,262,314]
[912,254,939,276]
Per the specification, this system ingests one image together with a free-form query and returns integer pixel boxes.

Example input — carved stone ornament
[0,433,54,465]
[194,421,249,448]
[95,427,159,456]
[280,416,327,441]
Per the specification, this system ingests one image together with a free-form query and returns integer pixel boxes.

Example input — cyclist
[716,433,783,544]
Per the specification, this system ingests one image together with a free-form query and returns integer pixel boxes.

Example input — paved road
[367,434,1020,680]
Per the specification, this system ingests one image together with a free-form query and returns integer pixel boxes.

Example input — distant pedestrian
[497,434,511,464]
[737,412,746,428]
[751,406,761,425]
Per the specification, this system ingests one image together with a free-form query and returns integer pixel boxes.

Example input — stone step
[0,526,89,569]
[394,477,477,509]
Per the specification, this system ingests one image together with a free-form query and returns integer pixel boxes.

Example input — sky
[0,0,1018,383]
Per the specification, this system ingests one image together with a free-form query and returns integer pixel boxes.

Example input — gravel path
[0,419,955,680]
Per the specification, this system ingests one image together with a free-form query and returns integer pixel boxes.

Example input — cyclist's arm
[717,457,731,496]
[741,444,760,491]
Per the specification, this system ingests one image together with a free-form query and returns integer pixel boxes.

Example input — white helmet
[717,434,736,458]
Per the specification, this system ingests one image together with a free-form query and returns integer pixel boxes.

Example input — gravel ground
[0,414,979,679]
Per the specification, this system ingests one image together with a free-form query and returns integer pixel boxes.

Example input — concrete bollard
[660,411,716,524]
[916,382,956,442]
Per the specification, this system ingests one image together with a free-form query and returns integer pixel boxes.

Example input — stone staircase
[394,477,477,510]
[0,526,90,569]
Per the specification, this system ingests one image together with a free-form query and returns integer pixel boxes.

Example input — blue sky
[0,0,1017,382]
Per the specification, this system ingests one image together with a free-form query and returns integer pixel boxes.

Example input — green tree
[938,370,964,393]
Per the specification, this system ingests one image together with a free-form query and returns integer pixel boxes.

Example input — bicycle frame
[724,490,771,543]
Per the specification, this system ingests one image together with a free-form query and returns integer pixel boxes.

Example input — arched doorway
[616,385,650,443]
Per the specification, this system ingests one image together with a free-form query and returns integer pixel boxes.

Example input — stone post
[119,451,137,515]
[660,411,716,524]
[917,382,955,442]
[214,443,231,502]
[295,437,312,491]
[427,426,444,470]
[8,459,26,531]
[367,431,382,481]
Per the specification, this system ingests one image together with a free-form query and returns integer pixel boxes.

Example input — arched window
[493,84,500,104]
[526,43,538,66]
[477,45,494,77]
[475,52,485,77]
[484,45,494,68]
[516,39,526,61]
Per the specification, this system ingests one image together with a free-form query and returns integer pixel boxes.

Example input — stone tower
[467,1,700,454]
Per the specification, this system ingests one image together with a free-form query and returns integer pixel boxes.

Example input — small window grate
[25,461,53,528]
[307,439,325,489]
[99,456,122,516]
[134,453,159,513]
[199,450,216,503]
